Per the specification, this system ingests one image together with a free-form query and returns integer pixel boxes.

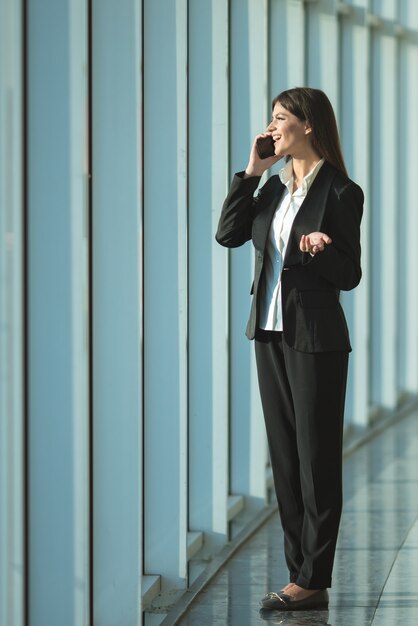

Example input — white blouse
[258,158,325,331]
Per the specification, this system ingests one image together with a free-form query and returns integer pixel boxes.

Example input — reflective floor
[177,410,418,625]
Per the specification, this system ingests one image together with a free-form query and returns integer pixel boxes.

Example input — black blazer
[216,161,364,352]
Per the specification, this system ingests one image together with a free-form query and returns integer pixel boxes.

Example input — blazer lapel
[252,176,285,252]
[284,161,338,266]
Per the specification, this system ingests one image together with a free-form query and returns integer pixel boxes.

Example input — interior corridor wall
[1,1,418,625]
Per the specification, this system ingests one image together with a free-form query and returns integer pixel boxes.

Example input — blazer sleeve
[215,171,263,248]
[302,181,364,291]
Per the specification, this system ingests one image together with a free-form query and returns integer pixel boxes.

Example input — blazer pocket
[298,289,338,309]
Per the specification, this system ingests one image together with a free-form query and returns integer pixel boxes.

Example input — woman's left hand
[300,232,332,255]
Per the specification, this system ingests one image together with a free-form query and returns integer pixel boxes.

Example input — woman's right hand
[244,133,282,178]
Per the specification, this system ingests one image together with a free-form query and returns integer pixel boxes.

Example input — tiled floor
[177,410,418,625]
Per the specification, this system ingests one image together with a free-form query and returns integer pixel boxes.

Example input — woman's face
[267,102,312,158]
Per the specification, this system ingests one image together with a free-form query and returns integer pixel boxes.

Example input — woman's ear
[304,125,312,135]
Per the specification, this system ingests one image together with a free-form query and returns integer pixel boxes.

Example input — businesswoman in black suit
[216,88,363,611]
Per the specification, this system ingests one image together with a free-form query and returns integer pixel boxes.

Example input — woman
[216,88,363,611]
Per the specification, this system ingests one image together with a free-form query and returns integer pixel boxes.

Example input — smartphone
[256,135,276,159]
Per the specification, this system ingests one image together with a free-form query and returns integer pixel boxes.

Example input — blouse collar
[279,158,325,195]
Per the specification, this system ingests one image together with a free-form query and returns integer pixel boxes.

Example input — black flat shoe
[260,588,329,611]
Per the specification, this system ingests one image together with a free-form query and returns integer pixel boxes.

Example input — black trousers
[254,329,349,589]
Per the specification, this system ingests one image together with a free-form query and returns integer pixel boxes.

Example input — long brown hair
[272,87,348,176]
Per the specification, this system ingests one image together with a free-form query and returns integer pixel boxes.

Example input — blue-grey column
[339,4,370,427]
[27,0,90,624]
[305,0,339,106]
[92,1,143,624]
[396,3,418,395]
[229,0,268,516]
[369,7,398,409]
[269,0,305,94]
[0,1,24,625]
[143,0,188,604]
[188,0,229,556]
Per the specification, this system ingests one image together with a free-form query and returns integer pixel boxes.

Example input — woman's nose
[267,121,276,132]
